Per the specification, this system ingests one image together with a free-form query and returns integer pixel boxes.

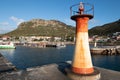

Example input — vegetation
[3,18,120,39]
[3,19,75,38]
[89,19,120,36]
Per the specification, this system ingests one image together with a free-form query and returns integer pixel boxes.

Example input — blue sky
[0,0,120,34]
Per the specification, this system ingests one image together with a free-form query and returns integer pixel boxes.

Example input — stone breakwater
[0,53,120,80]
[91,46,120,55]
[0,53,16,73]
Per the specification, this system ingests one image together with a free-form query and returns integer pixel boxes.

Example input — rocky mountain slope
[5,19,75,37]
[89,19,120,36]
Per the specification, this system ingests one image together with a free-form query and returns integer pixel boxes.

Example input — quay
[90,46,120,55]
[15,41,120,55]
[0,53,16,73]
[0,53,120,80]
[15,42,68,48]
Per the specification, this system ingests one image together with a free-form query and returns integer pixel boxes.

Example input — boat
[0,42,16,49]
[46,42,66,48]
[56,43,66,48]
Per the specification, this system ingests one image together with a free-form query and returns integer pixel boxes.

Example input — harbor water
[0,44,120,72]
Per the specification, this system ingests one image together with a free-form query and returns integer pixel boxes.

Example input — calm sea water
[0,45,120,72]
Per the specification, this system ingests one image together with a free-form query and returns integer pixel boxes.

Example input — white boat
[56,43,66,48]
[0,42,16,49]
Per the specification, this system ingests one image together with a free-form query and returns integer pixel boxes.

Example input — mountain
[4,19,75,37]
[4,19,120,37]
[89,19,120,36]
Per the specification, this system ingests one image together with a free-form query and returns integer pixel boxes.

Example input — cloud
[0,22,9,26]
[0,16,24,34]
[0,22,11,33]
[10,16,25,25]
[0,27,15,34]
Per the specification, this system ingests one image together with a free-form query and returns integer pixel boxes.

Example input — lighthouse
[71,2,94,74]
[66,2,100,80]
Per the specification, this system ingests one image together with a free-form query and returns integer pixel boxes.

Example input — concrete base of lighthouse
[66,68,101,80]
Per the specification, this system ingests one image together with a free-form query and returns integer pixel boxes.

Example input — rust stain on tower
[70,2,94,74]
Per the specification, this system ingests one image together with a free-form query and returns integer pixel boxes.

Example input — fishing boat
[0,42,16,49]
[46,42,66,48]
[56,43,66,48]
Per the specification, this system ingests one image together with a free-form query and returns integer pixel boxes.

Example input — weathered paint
[76,17,89,32]
[72,67,94,74]
[72,16,94,74]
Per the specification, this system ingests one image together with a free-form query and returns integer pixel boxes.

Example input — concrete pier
[0,53,16,73]
[0,61,120,80]
[90,46,120,55]
[0,55,120,80]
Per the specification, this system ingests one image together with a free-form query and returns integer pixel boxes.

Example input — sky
[0,0,120,34]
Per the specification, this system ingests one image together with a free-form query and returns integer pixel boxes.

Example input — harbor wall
[90,46,120,55]
[0,53,120,80]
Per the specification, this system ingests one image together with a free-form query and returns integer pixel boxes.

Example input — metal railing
[70,2,94,17]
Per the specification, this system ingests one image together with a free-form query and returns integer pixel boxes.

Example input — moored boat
[0,42,16,49]
[46,42,66,48]
[56,43,66,48]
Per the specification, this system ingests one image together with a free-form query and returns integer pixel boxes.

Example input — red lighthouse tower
[66,2,100,80]
[71,2,94,74]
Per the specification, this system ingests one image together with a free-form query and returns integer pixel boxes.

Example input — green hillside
[4,19,75,38]
[3,19,120,37]
[89,19,120,36]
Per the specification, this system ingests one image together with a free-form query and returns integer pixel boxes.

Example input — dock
[0,53,120,80]
[0,53,16,73]
[18,42,66,48]
[90,46,120,55]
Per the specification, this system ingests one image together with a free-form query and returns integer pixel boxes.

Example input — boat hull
[0,45,16,49]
